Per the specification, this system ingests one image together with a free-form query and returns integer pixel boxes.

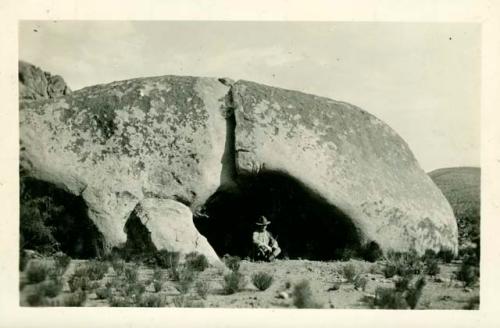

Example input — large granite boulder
[19,72,458,260]
[20,75,231,262]
[19,61,71,100]
[231,80,458,254]
[429,167,480,249]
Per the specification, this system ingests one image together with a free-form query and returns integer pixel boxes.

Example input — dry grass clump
[422,250,440,276]
[342,264,357,282]
[382,250,424,278]
[222,254,241,272]
[39,278,63,298]
[185,252,209,272]
[353,275,368,291]
[53,252,71,273]
[156,250,180,269]
[223,271,246,295]
[63,291,87,307]
[26,262,49,284]
[174,267,196,294]
[195,280,210,299]
[85,260,109,281]
[370,275,426,309]
[292,280,322,308]
[251,272,274,291]
[138,294,167,307]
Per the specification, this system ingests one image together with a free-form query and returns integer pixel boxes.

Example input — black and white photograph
[2,1,500,327]
[17,20,481,310]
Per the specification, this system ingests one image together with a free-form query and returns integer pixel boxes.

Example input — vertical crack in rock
[194,80,368,260]
[219,82,238,188]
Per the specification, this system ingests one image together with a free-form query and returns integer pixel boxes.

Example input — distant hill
[429,167,480,248]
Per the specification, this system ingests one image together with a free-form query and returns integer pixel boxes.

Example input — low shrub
[109,296,129,307]
[251,271,274,291]
[424,257,440,276]
[68,275,94,292]
[156,250,180,269]
[95,287,112,300]
[360,242,383,262]
[85,260,109,281]
[185,252,209,272]
[152,267,163,281]
[124,265,139,284]
[353,275,368,291]
[194,280,210,299]
[342,264,357,282]
[222,254,241,272]
[334,248,355,261]
[63,291,87,307]
[405,276,426,309]
[223,271,246,295]
[422,250,440,276]
[139,294,166,307]
[125,282,146,301]
[53,253,71,273]
[459,246,480,266]
[382,263,398,279]
[292,280,321,308]
[26,292,46,306]
[373,287,407,309]
[40,279,63,298]
[455,262,479,288]
[438,249,455,263]
[111,259,126,275]
[26,262,49,284]
[174,267,196,294]
[383,251,424,278]
[371,275,426,309]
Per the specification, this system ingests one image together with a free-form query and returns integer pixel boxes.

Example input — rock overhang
[19,73,459,260]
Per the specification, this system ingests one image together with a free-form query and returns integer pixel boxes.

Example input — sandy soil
[20,257,479,309]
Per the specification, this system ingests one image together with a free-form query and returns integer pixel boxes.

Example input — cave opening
[194,170,363,260]
[20,177,105,258]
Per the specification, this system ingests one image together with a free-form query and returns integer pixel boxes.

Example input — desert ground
[19,254,479,309]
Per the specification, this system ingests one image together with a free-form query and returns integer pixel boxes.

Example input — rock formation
[19,61,71,100]
[19,65,459,261]
[231,80,457,255]
[429,167,480,249]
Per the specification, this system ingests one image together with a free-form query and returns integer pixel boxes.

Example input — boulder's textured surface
[429,167,480,248]
[232,80,458,254]
[20,71,459,259]
[20,75,230,256]
[19,61,71,100]
[132,198,220,264]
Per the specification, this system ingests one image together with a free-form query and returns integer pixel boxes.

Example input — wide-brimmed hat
[256,216,271,226]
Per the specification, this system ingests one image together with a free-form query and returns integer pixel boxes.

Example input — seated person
[252,216,281,261]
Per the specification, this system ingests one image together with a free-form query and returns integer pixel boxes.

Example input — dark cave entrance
[20,177,105,258]
[194,170,363,260]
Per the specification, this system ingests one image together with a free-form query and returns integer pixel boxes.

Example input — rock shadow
[194,170,362,260]
[20,177,105,258]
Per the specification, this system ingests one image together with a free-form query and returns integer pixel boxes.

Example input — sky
[19,21,481,172]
